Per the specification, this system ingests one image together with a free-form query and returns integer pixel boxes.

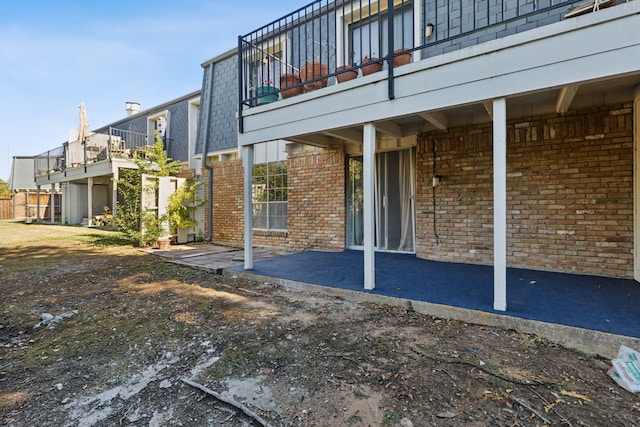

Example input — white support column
[633,85,640,281]
[35,186,41,223]
[242,145,254,270]
[112,168,119,223]
[413,0,423,62]
[363,123,376,290]
[50,184,55,223]
[493,98,507,311]
[87,177,93,227]
[61,182,68,225]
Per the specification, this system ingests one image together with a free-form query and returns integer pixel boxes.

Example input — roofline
[97,89,202,129]
[201,47,237,68]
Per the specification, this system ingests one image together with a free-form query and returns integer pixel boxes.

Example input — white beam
[483,101,493,120]
[375,121,403,138]
[363,123,376,290]
[323,128,363,144]
[243,145,254,270]
[419,112,448,130]
[493,98,507,311]
[555,84,580,114]
[287,134,336,147]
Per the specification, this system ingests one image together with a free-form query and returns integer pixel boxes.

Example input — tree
[0,179,11,198]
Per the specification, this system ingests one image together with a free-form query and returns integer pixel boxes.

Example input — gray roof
[9,156,36,190]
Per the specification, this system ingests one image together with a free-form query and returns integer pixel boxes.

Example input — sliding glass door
[347,148,415,252]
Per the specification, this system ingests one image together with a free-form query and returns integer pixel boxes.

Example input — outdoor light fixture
[425,23,434,39]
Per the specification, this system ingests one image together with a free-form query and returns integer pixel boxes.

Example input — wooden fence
[0,198,12,220]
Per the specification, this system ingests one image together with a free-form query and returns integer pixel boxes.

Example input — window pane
[253,202,267,229]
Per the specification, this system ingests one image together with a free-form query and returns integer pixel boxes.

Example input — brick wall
[204,160,244,246]
[204,145,346,251]
[287,145,346,251]
[416,104,634,278]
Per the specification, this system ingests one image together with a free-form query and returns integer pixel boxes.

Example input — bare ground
[1,221,639,426]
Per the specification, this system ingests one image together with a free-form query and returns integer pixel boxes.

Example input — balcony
[237,0,638,146]
[34,128,150,181]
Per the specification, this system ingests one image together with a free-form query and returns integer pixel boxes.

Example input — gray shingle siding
[165,103,189,161]
[196,53,239,155]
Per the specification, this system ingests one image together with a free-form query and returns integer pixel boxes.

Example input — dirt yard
[1,221,639,426]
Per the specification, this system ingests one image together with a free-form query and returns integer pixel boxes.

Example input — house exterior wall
[196,54,239,156]
[415,104,634,278]
[286,145,346,250]
[203,145,346,251]
[424,0,571,57]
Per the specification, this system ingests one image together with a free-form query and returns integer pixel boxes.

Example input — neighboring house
[215,0,640,311]
[34,91,201,234]
[9,155,60,222]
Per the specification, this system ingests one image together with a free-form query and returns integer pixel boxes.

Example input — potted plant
[360,56,383,76]
[301,61,328,92]
[256,80,279,105]
[280,73,303,98]
[391,48,412,67]
[335,65,358,83]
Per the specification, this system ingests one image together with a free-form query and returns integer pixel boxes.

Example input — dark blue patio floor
[229,250,640,338]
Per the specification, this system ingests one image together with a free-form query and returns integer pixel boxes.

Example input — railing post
[238,35,244,134]
[387,0,395,100]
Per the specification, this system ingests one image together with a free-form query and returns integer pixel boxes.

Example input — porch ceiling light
[425,23,434,39]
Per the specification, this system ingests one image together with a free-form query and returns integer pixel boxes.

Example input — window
[252,141,288,230]
[252,161,288,230]
[338,0,414,66]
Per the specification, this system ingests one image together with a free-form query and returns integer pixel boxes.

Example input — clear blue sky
[0,0,306,181]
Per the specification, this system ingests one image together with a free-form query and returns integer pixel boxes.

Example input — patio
[227,249,640,358]
[153,244,640,358]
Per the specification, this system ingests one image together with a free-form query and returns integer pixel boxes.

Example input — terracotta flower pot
[392,48,412,67]
[360,57,383,76]
[157,237,171,250]
[279,73,303,98]
[335,65,358,83]
[301,62,328,92]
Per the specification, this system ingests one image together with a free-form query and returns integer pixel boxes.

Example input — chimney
[125,101,140,116]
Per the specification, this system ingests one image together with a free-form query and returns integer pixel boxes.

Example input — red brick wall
[416,104,634,278]
[207,160,244,246]
[203,145,346,251]
[287,146,346,251]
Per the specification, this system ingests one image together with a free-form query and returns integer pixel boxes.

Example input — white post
[242,145,254,270]
[35,186,41,223]
[633,85,640,281]
[50,184,55,223]
[363,123,376,290]
[61,182,67,225]
[112,168,119,224]
[493,98,507,311]
[87,177,93,227]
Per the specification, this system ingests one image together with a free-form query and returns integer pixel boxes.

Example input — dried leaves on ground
[1,222,639,426]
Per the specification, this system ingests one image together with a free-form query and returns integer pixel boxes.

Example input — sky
[0,0,306,181]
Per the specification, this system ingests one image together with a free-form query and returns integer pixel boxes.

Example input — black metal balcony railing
[34,128,150,178]
[239,0,587,121]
